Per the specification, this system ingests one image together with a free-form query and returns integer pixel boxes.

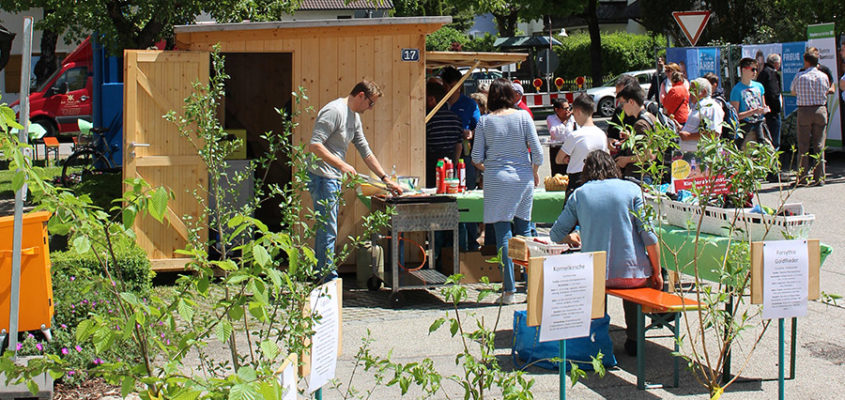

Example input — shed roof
[493,36,562,49]
[299,0,393,10]
[174,16,450,34]
[426,51,529,70]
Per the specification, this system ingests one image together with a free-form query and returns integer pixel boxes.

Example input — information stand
[523,252,606,400]
[750,240,820,400]
[300,279,343,399]
[276,353,299,400]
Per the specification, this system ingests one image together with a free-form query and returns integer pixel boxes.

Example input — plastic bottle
[457,158,466,192]
[444,158,454,180]
[436,160,445,194]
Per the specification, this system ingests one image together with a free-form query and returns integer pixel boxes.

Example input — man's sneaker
[497,292,516,305]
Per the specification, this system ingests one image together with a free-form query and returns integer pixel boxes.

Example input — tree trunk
[585,0,602,85]
[494,10,519,37]
[33,10,58,88]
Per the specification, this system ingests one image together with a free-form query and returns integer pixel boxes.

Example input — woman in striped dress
[471,78,543,304]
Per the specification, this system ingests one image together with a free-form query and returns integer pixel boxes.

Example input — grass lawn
[0,165,64,199]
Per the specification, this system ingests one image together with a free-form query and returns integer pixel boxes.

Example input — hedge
[554,32,665,81]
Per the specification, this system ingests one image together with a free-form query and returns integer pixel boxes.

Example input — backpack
[712,95,740,139]
[644,100,678,136]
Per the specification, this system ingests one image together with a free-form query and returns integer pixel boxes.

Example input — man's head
[440,66,464,102]
[615,84,644,117]
[657,57,665,72]
[349,80,382,113]
[803,49,819,68]
[703,72,720,96]
[511,82,525,105]
[738,57,758,81]
[614,74,638,95]
[571,94,595,126]
[551,98,571,121]
[689,77,712,103]
[766,53,781,70]
[426,77,447,111]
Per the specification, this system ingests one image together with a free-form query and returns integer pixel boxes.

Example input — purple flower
[15,343,22,351]
[93,358,103,365]
[60,324,67,329]
[61,348,69,355]
[27,333,34,339]
[70,276,75,281]
[91,301,96,306]
[70,304,75,309]
[82,300,88,305]
[75,345,83,352]
[67,370,75,376]
[166,339,171,346]
[35,343,43,351]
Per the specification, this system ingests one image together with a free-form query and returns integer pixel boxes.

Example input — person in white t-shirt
[679,78,724,153]
[547,97,577,176]
[556,94,608,193]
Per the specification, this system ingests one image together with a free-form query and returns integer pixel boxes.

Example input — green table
[358,189,567,223]
[657,225,832,283]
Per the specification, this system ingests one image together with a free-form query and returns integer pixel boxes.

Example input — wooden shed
[123,17,451,270]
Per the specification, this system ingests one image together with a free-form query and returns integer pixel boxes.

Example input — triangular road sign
[672,11,711,46]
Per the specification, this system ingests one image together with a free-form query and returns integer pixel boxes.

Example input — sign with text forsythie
[750,240,821,313]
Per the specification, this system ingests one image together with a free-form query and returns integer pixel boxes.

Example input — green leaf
[122,206,137,229]
[148,187,169,222]
[76,319,96,342]
[216,320,233,343]
[177,299,195,322]
[253,244,271,267]
[449,319,459,337]
[237,366,257,381]
[26,379,38,395]
[72,235,91,254]
[429,318,445,334]
[11,171,25,191]
[229,383,258,400]
[260,340,280,360]
[228,306,244,321]
[197,276,210,294]
[121,377,135,398]
[172,389,202,400]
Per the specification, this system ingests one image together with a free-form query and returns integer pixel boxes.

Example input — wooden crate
[441,247,523,284]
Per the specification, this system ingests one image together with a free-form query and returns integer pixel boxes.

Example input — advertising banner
[666,47,722,84]
[781,41,808,117]
[670,152,729,195]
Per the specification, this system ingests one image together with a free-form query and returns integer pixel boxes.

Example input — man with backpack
[704,73,740,139]
[679,78,725,152]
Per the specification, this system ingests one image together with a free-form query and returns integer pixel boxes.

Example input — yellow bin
[0,211,53,332]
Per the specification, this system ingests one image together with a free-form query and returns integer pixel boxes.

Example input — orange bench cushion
[43,137,60,147]
[607,287,706,313]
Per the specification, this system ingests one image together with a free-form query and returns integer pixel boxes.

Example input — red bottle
[457,158,466,192]
[436,159,445,194]
[444,158,454,180]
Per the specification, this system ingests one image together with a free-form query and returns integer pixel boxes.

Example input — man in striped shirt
[791,50,831,186]
[425,77,463,188]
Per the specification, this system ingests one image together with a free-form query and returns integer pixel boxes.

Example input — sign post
[672,11,711,46]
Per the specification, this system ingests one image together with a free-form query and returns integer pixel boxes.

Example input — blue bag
[511,310,618,371]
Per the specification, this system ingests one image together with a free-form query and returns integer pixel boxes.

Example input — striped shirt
[472,110,543,223]
[426,108,463,149]
[791,67,830,106]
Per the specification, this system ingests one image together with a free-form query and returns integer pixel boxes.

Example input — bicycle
[60,127,120,186]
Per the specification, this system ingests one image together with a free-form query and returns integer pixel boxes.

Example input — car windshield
[34,67,63,92]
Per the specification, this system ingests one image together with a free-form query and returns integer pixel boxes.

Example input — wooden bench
[606,287,706,390]
[41,137,60,165]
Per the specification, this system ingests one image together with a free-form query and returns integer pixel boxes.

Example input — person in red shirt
[663,70,690,128]
[511,82,534,118]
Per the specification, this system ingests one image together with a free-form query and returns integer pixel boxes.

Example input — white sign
[277,356,297,400]
[307,280,340,393]
[762,240,809,320]
[672,11,711,46]
[539,253,594,342]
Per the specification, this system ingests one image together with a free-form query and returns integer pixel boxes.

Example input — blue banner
[666,47,721,84]
[781,41,807,116]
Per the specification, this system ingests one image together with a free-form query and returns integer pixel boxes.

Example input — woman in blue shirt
[550,150,662,355]
[472,78,543,304]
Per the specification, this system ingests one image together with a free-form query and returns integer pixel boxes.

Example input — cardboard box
[441,247,523,284]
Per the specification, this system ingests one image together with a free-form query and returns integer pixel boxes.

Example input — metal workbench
[368,195,459,308]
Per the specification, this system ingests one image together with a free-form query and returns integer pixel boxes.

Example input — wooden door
[124,50,209,271]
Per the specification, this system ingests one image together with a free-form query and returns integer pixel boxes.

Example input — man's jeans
[493,218,531,293]
[765,113,782,149]
[308,172,342,277]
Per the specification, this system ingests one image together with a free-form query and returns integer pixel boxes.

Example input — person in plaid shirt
[790,50,831,186]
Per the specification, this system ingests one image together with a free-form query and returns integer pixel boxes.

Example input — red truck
[12,36,93,137]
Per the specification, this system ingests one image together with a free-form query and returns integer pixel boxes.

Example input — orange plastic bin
[0,211,53,332]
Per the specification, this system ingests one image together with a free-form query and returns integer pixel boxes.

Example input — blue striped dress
[471,110,543,223]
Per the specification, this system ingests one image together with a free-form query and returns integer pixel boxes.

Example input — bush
[554,32,665,80]
[51,237,154,296]
[426,26,469,51]
[71,171,123,213]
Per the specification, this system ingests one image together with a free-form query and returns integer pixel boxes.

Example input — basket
[647,197,814,241]
[509,236,570,261]
[544,182,568,192]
